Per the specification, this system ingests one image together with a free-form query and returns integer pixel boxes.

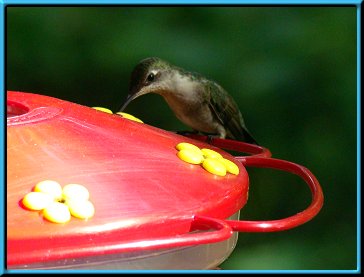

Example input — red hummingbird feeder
[7,91,324,270]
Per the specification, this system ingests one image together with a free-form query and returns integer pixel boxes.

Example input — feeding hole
[7,100,29,117]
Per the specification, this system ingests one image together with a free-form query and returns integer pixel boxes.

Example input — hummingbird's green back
[206,81,258,144]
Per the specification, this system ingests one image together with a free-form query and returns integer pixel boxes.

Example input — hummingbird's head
[119,57,172,112]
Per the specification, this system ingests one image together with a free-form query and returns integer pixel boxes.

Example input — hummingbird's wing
[206,82,258,144]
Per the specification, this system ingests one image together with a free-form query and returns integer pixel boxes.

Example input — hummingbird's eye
[147,73,155,82]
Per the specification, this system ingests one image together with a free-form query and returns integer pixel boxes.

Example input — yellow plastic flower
[115,112,144,123]
[91,106,144,123]
[176,142,240,176]
[92,107,113,114]
[22,180,95,224]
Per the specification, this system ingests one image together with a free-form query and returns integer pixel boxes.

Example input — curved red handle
[84,215,233,254]
[117,213,233,251]
[7,215,233,266]
[112,215,233,251]
[183,134,324,232]
[228,156,324,232]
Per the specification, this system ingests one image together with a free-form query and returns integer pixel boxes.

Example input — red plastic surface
[7,91,248,266]
[7,91,323,267]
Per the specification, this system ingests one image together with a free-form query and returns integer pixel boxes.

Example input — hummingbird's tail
[240,128,259,145]
[225,124,259,145]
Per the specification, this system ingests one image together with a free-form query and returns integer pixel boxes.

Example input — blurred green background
[7,6,357,270]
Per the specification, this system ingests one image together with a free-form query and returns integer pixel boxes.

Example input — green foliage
[7,6,357,270]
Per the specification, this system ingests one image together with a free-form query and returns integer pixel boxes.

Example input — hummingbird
[118,57,258,144]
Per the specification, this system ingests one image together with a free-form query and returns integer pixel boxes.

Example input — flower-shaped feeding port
[92,107,144,123]
[22,180,95,224]
[176,142,239,176]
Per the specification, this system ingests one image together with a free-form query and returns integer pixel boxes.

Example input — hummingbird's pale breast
[160,72,224,136]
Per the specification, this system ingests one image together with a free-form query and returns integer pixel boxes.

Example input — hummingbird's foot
[175,130,199,137]
[206,134,221,144]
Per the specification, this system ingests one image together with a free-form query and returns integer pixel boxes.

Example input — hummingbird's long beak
[118,94,135,112]
[118,86,153,112]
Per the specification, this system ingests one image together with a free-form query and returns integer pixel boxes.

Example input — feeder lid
[7,91,249,266]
